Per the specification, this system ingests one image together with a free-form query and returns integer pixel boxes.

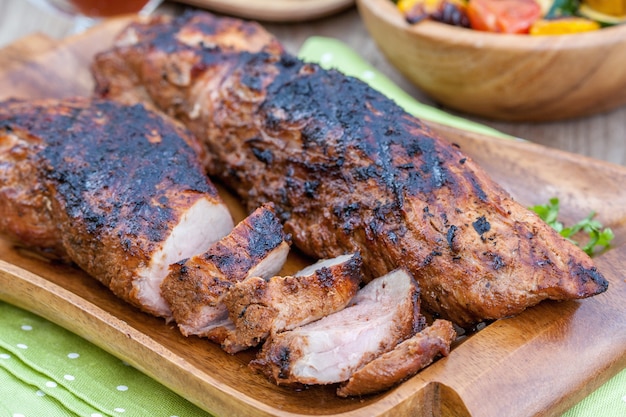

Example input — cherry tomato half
[467,0,542,33]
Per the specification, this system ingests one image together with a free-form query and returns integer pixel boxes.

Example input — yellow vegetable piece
[397,0,460,13]
[582,0,626,17]
[397,0,420,12]
[529,17,601,34]
[578,4,626,24]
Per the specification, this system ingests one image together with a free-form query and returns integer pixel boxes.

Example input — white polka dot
[13,413,25,417]
[67,352,80,359]
[45,381,57,388]
[0,353,10,359]
[64,374,75,381]
[361,70,376,80]
[116,385,128,391]
[320,52,333,64]
[91,413,103,417]
[21,325,32,331]
[16,343,28,349]
[36,390,46,396]
[114,408,125,413]
[622,394,626,402]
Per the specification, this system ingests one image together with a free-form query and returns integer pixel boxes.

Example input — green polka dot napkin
[0,36,624,417]
[0,301,209,416]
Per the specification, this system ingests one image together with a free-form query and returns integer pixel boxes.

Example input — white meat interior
[294,254,355,277]
[289,269,415,383]
[135,198,234,316]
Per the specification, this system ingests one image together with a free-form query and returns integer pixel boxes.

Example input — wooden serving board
[175,0,354,22]
[0,18,625,417]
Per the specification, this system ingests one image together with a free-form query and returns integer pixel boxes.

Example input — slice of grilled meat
[337,319,456,397]
[92,11,608,327]
[0,97,233,317]
[249,268,424,387]
[161,203,290,337]
[220,253,362,354]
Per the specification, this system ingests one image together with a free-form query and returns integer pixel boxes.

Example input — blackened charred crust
[4,99,213,243]
[250,144,274,164]
[570,262,609,295]
[207,203,288,277]
[483,252,505,271]
[315,267,335,289]
[259,60,457,201]
[446,225,459,253]
[249,345,291,382]
[247,203,290,256]
[275,347,291,380]
[472,216,491,236]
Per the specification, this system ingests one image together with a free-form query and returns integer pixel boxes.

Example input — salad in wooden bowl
[357,0,626,121]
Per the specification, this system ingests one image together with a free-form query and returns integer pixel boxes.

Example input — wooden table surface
[1,0,625,167]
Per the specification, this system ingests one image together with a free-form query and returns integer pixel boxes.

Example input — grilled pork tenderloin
[0,97,234,318]
[249,268,427,388]
[161,203,290,337]
[337,319,457,397]
[220,252,362,354]
[91,11,608,327]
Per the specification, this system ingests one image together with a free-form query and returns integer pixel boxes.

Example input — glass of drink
[27,0,163,32]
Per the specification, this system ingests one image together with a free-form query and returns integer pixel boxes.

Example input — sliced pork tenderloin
[0,97,233,318]
[250,268,424,387]
[220,253,362,354]
[161,203,290,336]
[337,319,456,397]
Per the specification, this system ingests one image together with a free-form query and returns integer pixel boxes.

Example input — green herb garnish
[545,0,580,18]
[530,197,614,256]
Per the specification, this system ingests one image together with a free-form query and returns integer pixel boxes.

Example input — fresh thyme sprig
[530,197,614,257]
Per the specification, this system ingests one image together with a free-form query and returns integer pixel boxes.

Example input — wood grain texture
[357,0,626,122]
[176,0,354,22]
[0,19,624,417]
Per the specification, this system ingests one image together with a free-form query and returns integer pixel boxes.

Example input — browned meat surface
[249,268,424,387]
[0,97,233,317]
[161,203,290,337]
[91,12,283,127]
[0,99,67,260]
[91,11,608,327]
[220,253,362,353]
[337,319,456,397]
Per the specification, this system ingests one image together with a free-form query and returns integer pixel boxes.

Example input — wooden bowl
[357,0,626,121]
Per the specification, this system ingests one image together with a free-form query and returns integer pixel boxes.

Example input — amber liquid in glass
[68,0,152,17]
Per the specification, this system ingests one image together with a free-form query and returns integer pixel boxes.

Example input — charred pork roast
[92,11,608,327]
[0,97,234,317]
